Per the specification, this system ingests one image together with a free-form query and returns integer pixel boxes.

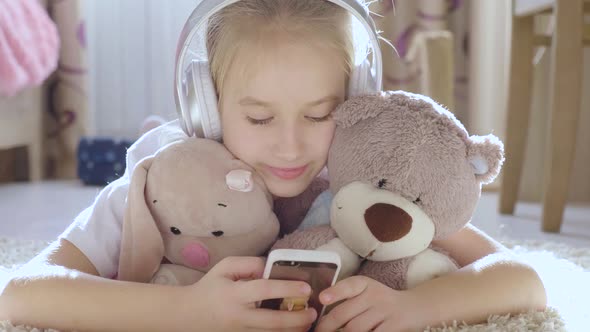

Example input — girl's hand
[182,256,317,332]
[315,276,422,332]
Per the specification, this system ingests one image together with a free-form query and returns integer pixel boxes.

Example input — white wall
[468,0,511,139]
[85,0,198,139]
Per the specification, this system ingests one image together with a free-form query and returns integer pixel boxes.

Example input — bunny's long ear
[118,156,164,282]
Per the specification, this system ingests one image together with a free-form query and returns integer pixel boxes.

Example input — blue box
[77,137,134,185]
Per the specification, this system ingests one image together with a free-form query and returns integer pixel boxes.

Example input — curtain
[45,0,88,179]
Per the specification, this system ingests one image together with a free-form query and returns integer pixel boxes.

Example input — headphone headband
[174,0,383,137]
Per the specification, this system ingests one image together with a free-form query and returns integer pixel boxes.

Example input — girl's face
[219,38,347,198]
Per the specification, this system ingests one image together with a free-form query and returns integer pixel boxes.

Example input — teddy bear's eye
[170,227,182,235]
[377,178,388,188]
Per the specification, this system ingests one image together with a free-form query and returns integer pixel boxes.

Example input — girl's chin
[266,177,312,198]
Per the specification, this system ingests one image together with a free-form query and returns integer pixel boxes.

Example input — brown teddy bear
[272,90,504,290]
[117,137,280,285]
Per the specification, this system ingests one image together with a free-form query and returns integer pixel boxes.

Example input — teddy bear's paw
[406,248,459,289]
[317,237,362,280]
[151,268,180,286]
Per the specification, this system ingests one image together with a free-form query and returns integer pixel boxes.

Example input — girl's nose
[273,122,303,162]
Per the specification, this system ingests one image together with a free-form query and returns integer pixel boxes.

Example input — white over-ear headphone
[174,0,383,140]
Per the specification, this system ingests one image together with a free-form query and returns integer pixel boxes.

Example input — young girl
[0,1,546,331]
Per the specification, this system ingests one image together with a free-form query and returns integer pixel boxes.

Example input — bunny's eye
[413,196,422,205]
[170,227,182,235]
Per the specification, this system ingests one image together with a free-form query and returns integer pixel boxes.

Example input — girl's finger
[210,256,266,281]
[315,295,369,332]
[238,278,311,303]
[319,275,369,305]
[244,307,317,330]
[246,328,310,332]
[341,307,383,332]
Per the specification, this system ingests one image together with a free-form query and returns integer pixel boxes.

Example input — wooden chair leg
[542,0,585,233]
[28,142,43,181]
[0,150,17,183]
[29,87,44,182]
[499,15,535,215]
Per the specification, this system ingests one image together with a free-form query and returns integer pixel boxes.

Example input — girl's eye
[170,227,182,235]
[247,116,273,125]
[305,113,332,123]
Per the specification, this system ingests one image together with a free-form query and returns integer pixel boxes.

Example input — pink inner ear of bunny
[118,156,165,283]
[226,169,254,192]
[467,134,505,184]
[228,160,275,205]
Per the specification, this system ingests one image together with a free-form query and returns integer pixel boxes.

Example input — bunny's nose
[212,230,224,237]
[182,243,210,268]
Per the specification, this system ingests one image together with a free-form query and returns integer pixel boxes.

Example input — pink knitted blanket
[0,0,59,97]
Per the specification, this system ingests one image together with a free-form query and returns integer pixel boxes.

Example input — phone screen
[260,260,339,320]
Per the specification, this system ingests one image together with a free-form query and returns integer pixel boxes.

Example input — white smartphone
[260,249,341,327]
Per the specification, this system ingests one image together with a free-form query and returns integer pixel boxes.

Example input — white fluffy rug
[0,237,588,332]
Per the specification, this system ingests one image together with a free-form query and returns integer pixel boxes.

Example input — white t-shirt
[60,120,186,278]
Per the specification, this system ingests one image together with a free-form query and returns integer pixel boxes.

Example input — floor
[0,180,589,248]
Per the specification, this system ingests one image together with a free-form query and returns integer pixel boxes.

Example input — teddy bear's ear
[333,93,388,128]
[118,156,165,283]
[466,134,505,184]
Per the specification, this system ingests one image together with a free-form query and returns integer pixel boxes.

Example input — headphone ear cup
[348,58,377,97]
[192,60,222,141]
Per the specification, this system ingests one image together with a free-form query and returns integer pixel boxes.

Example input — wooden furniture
[0,0,50,182]
[406,30,455,111]
[499,0,589,232]
[0,87,44,181]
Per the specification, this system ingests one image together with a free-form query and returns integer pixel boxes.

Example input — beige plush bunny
[117,137,280,286]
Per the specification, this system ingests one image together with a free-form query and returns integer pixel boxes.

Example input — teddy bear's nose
[364,203,412,242]
[212,230,224,237]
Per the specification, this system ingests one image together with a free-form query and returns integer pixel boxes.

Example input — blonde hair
[206,0,355,97]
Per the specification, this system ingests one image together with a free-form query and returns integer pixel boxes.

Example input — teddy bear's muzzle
[364,203,413,242]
